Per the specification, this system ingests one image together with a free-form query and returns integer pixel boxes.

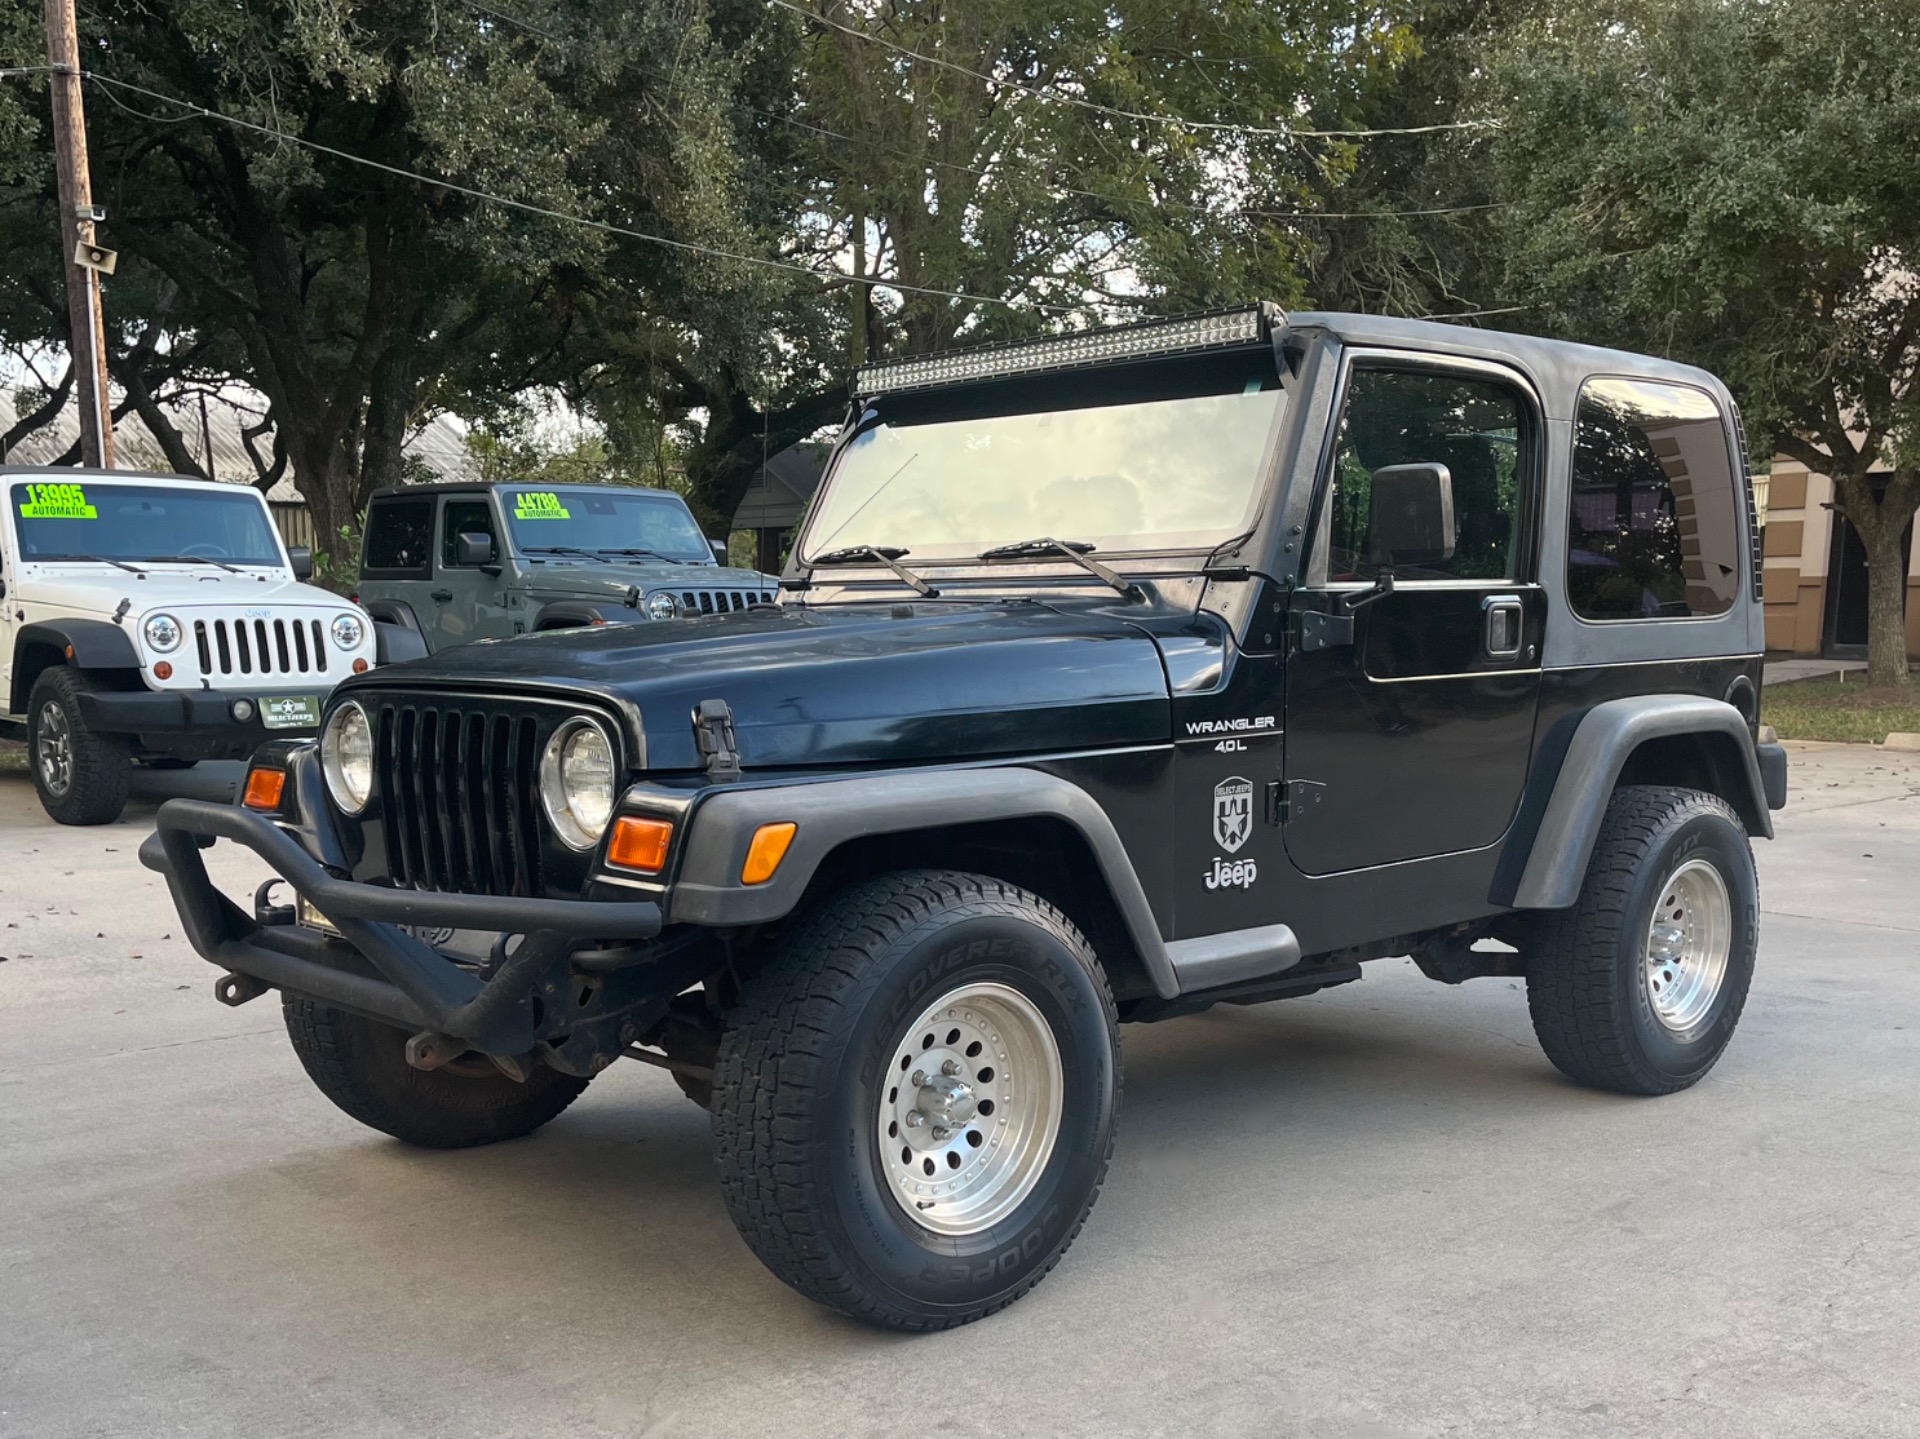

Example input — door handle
[430,589,453,603]
[1482,594,1523,658]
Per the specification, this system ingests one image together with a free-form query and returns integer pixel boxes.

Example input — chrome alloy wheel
[877,982,1064,1237]
[1644,858,1733,1035]
[36,700,74,797]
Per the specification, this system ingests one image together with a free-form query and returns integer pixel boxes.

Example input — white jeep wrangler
[1,467,378,825]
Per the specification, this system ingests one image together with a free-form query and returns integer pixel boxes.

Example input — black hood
[344,600,1172,771]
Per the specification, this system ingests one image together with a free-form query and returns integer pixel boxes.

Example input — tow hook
[213,972,269,1007]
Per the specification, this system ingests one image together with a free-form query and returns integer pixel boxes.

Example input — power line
[78,71,1091,317]
[765,0,1500,141]
[454,0,1510,224]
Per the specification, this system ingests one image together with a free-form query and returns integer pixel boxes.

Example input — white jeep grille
[191,616,332,679]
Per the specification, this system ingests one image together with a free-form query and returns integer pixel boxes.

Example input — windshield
[801,383,1284,562]
[6,479,285,565]
[500,486,712,563]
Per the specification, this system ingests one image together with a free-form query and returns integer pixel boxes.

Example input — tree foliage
[1492,0,1920,681]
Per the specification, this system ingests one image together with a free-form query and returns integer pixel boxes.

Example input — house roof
[732,442,828,530]
[0,383,480,502]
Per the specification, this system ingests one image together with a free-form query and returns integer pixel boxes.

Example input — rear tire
[283,996,591,1148]
[28,667,129,826]
[711,871,1121,1330]
[1525,785,1758,1095]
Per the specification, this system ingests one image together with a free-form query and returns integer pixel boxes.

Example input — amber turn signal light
[242,767,286,811]
[152,660,173,680]
[607,815,673,873]
[741,822,797,885]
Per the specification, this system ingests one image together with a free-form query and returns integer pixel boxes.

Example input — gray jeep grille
[677,587,773,616]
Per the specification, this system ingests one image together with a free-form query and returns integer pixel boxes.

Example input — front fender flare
[665,767,1180,999]
[532,599,646,631]
[1510,696,1772,911]
[12,619,141,711]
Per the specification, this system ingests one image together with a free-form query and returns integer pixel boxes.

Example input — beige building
[1761,459,1920,659]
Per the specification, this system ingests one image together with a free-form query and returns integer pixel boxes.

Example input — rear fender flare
[1508,696,1771,910]
[664,767,1181,999]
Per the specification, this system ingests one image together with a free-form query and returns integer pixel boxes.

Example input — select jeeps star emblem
[1213,776,1253,853]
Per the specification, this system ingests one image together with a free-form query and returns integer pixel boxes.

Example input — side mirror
[1368,463,1456,567]
[709,539,728,566]
[455,531,495,567]
[288,546,314,581]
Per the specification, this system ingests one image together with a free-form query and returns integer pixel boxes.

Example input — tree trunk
[1859,518,1912,687]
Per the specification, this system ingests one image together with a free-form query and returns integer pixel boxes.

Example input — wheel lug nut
[910,1070,927,1087]
[905,1110,926,1128]
[941,1059,962,1077]
[931,1126,951,1141]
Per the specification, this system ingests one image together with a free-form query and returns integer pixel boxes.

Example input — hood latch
[692,698,741,783]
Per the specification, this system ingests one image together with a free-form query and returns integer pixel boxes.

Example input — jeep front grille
[678,588,772,616]
[193,617,330,678]
[372,700,546,896]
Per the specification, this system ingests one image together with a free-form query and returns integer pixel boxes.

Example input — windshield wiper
[147,556,245,574]
[595,547,680,563]
[976,538,1143,602]
[812,545,938,598]
[39,553,147,576]
[522,545,597,558]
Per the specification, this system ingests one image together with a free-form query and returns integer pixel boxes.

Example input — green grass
[1763,679,1920,745]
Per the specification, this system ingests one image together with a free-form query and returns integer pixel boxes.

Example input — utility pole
[45,0,114,468]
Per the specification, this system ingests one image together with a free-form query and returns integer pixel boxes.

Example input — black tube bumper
[140,798,664,1055]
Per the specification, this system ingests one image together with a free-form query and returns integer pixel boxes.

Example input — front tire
[1526,786,1758,1095]
[28,667,129,826]
[283,996,591,1148]
[712,871,1121,1330]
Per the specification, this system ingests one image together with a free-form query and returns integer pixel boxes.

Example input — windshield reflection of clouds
[807,390,1282,560]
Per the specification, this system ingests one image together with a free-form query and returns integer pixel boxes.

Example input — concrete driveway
[2,747,1917,1439]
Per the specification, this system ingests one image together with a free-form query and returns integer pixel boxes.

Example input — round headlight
[330,612,366,651]
[644,591,679,621]
[539,718,616,851]
[144,613,182,652]
[321,701,374,814]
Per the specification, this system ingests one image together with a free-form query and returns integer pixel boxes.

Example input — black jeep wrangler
[144,306,1789,1330]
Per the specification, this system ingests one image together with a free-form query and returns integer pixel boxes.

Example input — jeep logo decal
[1213,776,1253,854]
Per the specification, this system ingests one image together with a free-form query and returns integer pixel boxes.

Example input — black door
[1283,361,1546,876]
[1824,497,1912,656]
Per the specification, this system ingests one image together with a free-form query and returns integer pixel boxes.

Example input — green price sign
[18,482,97,519]
[513,491,571,520]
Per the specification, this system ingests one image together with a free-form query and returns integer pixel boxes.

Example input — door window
[363,498,433,576]
[1569,378,1740,619]
[441,500,496,567]
[1323,368,1528,582]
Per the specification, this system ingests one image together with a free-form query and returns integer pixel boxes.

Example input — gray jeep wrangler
[355,482,776,651]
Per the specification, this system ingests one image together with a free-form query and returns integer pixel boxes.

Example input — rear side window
[363,498,433,575]
[1569,378,1741,620]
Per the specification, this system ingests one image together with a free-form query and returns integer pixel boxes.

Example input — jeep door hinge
[692,698,742,782]
[1271,779,1326,825]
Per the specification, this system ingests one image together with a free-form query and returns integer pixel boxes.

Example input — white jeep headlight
[539,718,616,851]
[645,591,679,621]
[330,612,366,651]
[320,700,374,814]
[144,613,182,652]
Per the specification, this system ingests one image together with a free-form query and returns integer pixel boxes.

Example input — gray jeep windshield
[7,479,284,565]
[802,380,1283,563]
[500,485,711,562]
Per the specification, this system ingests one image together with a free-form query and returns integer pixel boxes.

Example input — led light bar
[854,304,1279,397]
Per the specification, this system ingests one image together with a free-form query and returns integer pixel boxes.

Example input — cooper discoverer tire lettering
[1525,785,1759,1095]
[710,870,1120,1331]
